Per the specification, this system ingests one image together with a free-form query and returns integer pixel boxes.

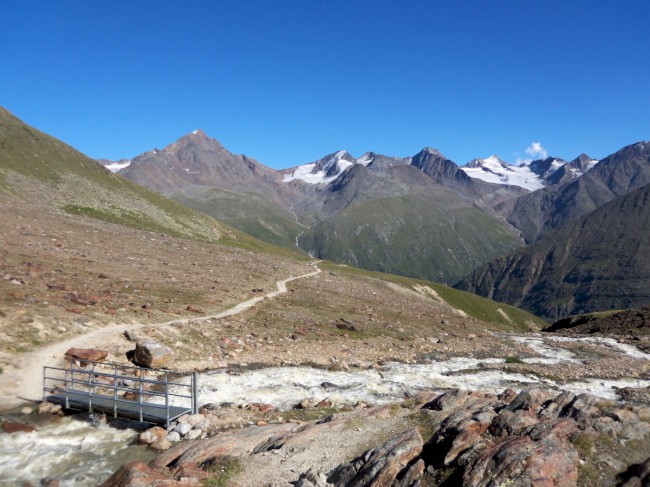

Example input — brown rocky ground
[2,195,649,408]
[100,387,650,487]
[2,196,650,487]
[544,307,650,339]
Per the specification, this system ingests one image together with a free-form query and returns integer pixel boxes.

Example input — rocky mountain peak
[419,146,445,158]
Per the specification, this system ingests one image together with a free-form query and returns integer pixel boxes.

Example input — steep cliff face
[456,183,650,319]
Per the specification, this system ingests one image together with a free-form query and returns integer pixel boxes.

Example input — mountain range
[4,104,648,320]
[99,130,650,320]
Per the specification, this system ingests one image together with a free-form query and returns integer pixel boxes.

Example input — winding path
[3,266,321,408]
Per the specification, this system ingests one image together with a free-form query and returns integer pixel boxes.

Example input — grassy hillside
[319,261,544,331]
[168,186,306,250]
[300,194,522,285]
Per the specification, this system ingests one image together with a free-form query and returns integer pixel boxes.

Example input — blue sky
[2,1,649,168]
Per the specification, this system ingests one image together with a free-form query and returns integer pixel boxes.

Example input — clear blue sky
[2,1,649,168]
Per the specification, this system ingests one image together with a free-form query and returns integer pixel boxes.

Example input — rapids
[1,333,648,485]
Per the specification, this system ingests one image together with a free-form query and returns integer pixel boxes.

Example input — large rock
[132,339,173,368]
[100,460,194,486]
[327,428,423,486]
[64,348,109,364]
[463,432,579,487]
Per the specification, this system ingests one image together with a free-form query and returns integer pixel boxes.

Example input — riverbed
[1,333,648,486]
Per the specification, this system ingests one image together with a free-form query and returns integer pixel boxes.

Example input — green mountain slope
[0,106,223,242]
[300,193,522,284]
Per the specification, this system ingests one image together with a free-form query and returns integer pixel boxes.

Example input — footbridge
[43,360,198,426]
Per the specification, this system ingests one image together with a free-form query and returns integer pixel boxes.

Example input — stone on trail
[132,339,173,368]
[64,347,109,364]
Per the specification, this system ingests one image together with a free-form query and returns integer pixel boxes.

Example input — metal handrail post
[67,361,73,409]
[138,368,143,422]
[165,373,169,427]
[192,371,198,414]
[113,364,118,419]
[88,362,94,413]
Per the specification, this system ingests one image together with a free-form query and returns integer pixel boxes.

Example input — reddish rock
[1,420,35,434]
[506,387,554,413]
[64,348,109,364]
[170,462,209,481]
[259,403,278,414]
[497,388,519,404]
[489,409,540,437]
[327,428,423,486]
[424,388,470,411]
[149,437,172,452]
[464,432,578,487]
[138,426,167,445]
[444,430,481,465]
[316,398,332,408]
[100,460,193,486]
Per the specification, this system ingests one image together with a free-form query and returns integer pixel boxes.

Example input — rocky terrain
[543,308,650,337]
[1,107,649,486]
[95,385,650,486]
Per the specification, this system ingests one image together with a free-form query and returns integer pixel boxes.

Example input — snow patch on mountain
[462,154,599,191]
[462,156,546,191]
[284,151,362,184]
[103,160,131,172]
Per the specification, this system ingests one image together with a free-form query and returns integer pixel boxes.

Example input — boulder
[149,437,172,452]
[100,460,192,486]
[132,339,173,368]
[463,433,579,487]
[175,423,192,436]
[64,348,109,364]
[619,457,650,486]
[327,428,423,486]
[138,430,158,445]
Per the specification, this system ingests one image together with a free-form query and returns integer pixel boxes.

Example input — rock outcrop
[104,387,650,486]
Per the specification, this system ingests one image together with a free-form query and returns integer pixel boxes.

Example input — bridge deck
[46,390,191,425]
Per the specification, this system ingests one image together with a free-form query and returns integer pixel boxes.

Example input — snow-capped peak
[284,151,366,184]
[356,152,375,166]
[462,155,546,191]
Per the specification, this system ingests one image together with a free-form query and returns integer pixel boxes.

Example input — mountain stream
[1,334,649,486]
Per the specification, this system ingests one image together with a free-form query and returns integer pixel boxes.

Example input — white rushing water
[0,416,153,487]
[2,333,649,485]
[191,334,650,407]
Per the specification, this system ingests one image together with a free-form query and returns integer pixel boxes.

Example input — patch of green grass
[407,411,438,443]
[505,356,524,364]
[202,456,243,487]
[281,406,340,423]
[572,432,595,458]
[61,205,188,237]
[318,261,543,332]
[300,195,522,285]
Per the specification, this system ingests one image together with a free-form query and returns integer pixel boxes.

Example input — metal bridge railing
[43,360,198,426]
